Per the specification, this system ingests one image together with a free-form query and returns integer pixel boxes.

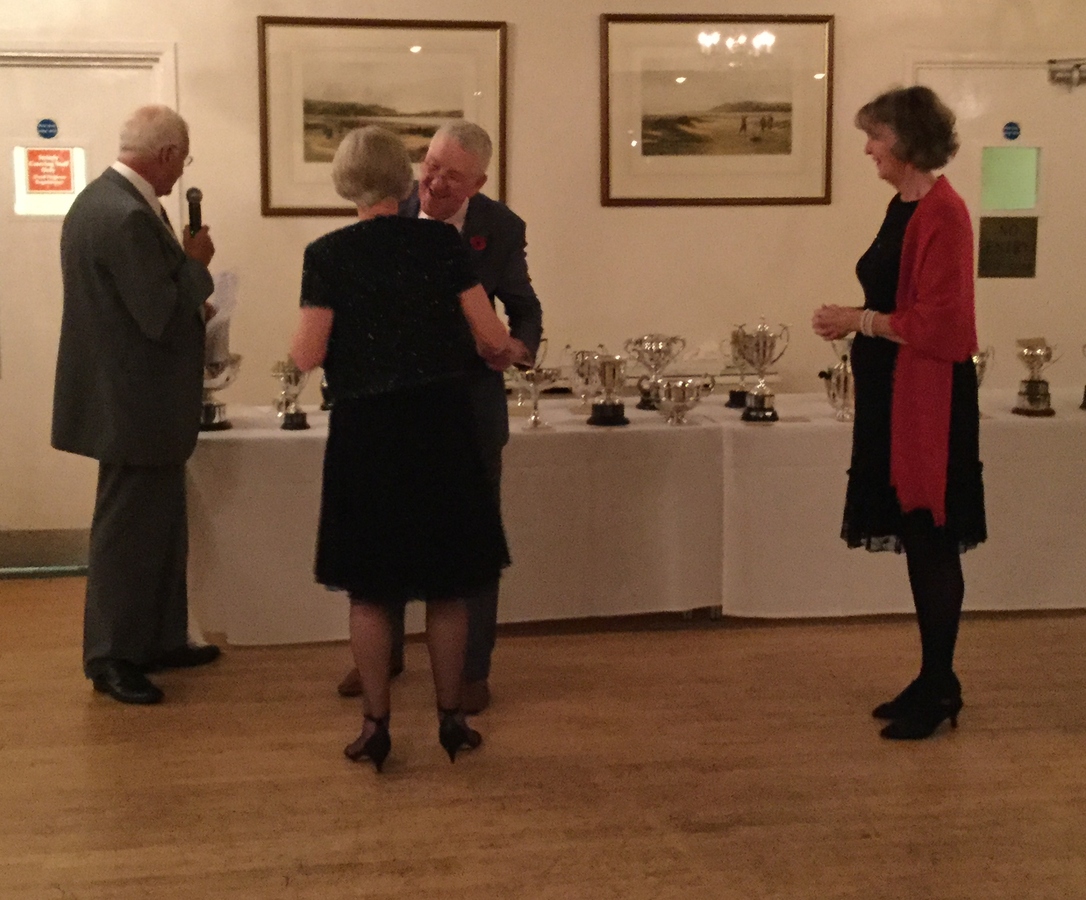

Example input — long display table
[187,391,1086,645]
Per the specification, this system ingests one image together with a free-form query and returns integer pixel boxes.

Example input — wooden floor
[2,577,1085,899]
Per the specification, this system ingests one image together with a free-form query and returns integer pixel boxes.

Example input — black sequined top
[301,216,481,398]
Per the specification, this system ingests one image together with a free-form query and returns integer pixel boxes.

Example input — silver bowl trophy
[972,345,994,388]
[272,358,310,430]
[587,353,629,426]
[734,320,790,423]
[200,352,242,430]
[818,337,854,422]
[723,327,751,409]
[1012,337,1057,417]
[625,334,686,410]
[656,375,715,425]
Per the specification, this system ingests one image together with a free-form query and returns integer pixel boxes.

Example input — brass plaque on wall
[978,216,1038,278]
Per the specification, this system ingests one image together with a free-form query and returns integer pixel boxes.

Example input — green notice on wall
[981,147,1039,210]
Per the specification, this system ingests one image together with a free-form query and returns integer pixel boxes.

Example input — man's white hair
[433,120,493,174]
[119,105,188,158]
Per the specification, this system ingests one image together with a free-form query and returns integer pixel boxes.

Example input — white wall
[2,0,1085,530]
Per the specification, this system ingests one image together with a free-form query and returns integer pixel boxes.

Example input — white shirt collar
[111,160,162,215]
[419,197,469,233]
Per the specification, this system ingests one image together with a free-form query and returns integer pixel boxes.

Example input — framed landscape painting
[601,14,834,206]
[259,16,506,216]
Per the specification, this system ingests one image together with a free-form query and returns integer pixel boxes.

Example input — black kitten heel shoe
[880,695,964,741]
[344,714,391,771]
[438,708,482,763]
[873,673,962,721]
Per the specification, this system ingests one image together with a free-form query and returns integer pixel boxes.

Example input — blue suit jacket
[400,189,543,448]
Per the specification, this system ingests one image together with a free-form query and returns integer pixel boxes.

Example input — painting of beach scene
[639,69,792,156]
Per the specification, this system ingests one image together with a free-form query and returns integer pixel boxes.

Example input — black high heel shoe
[438,708,482,763]
[344,713,391,771]
[880,694,964,740]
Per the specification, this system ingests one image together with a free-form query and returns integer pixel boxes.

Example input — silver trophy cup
[656,375,716,425]
[735,320,790,423]
[722,327,751,409]
[1012,338,1057,417]
[272,359,310,430]
[625,333,686,410]
[200,352,242,430]
[818,337,854,422]
[522,365,562,430]
[587,353,629,426]
[972,345,994,388]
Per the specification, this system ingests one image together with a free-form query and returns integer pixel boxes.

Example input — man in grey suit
[52,105,219,705]
[337,121,543,713]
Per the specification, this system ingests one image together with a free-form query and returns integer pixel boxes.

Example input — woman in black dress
[290,127,517,770]
[812,87,986,740]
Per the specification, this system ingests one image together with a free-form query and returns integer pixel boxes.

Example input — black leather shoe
[146,644,221,672]
[92,661,164,705]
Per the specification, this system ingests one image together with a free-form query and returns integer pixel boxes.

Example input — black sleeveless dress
[843,196,987,554]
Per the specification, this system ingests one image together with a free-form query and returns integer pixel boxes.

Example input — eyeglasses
[184,155,194,167]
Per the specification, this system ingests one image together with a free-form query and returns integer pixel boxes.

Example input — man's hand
[183,225,215,268]
[483,337,532,371]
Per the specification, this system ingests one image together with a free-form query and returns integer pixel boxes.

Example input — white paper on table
[205,270,239,364]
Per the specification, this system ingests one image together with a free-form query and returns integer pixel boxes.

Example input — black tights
[900,510,965,686]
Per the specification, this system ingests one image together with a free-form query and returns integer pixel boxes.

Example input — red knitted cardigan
[887,176,977,527]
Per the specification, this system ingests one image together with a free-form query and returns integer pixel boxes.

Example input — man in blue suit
[52,105,220,705]
[337,121,543,712]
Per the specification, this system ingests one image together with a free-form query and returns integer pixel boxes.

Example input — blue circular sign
[36,118,58,139]
[1003,121,1021,141]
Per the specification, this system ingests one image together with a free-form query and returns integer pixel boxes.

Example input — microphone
[186,187,203,236]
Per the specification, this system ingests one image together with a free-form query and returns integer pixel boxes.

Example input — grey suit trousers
[83,462,190,676]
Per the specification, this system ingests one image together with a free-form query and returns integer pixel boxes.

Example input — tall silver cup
[272,359,310,430]
[1012,337,1057,417]
[735,320,790,423]
[587,354,629,426]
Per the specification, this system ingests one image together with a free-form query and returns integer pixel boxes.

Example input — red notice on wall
[26,148,73,193]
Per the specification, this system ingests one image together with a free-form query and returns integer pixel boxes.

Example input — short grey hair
[433,120,492,175]
[119,105,188,158]
[331,127,413,206]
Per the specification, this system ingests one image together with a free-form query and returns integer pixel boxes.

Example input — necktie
[159,206,180,244]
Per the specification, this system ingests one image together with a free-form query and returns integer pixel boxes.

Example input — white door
[915,61,1086,391]
[0,48,175,537]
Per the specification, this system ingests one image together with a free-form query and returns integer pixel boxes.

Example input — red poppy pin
[469,235,487,251]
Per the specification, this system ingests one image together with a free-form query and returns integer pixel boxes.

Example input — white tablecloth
[187,390,1086,645]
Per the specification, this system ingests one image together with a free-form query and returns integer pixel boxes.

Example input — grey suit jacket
[52,168,214,466]
[400,190,543,448]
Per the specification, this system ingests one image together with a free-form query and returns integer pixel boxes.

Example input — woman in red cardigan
[812,86,987,740]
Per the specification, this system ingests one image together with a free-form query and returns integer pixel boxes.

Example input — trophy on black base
[200,353,241,430]
[735,320,790,423]
[273,358,310,430]
[1012,337,1057,417]
[587,354,629,426]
